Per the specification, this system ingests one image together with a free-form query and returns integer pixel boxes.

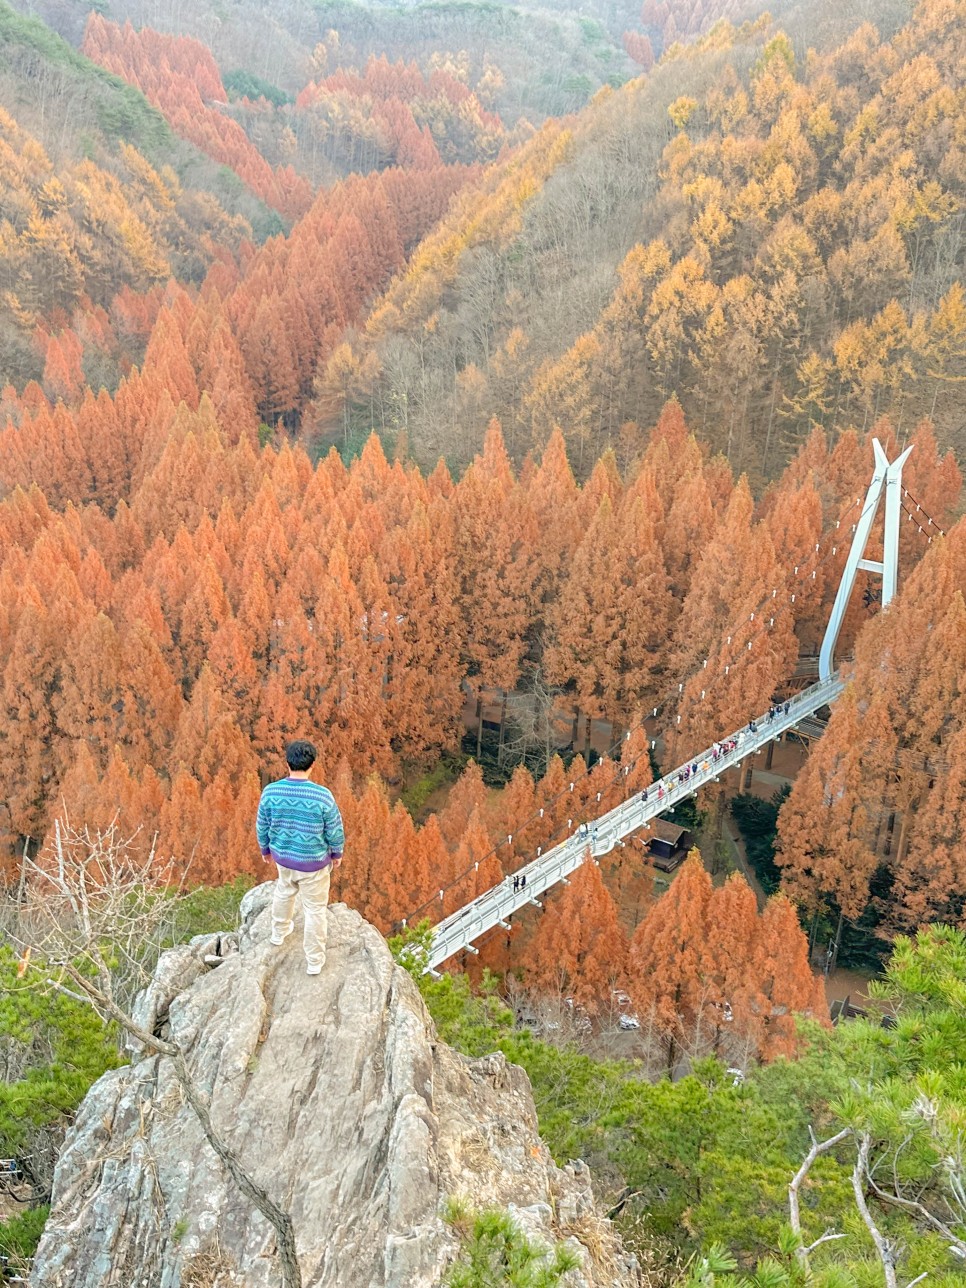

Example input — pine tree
[761,474,826,652]
[203,768,262,883]
[454,423,535,711]
[620,720,654,797]
[523,427,581,641]
[403,811,450,924]
[52,743,104,837]
[493,764,537,869]
[775,688,883,933]
[207,616,261,736]
[313,541,394,777]
[341,777,394,927]
[666,477,797,766]
[54,610,126,772]
[180,559,231,685]
[377,499,464,765]
[749,894,826,1060]
[158,770,205,874]
[704,874,763,1057]
[1,578,78,840]
[529,754,572,854]
[173,666,258,792]
[546,490,673,729]
[75,388,132,513]
[42,333,85,405]
[447,805,495,917]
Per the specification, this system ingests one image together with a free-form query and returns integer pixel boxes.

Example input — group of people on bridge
[633,696,798,807]
[748,701,791,734]
[642,734,740,802]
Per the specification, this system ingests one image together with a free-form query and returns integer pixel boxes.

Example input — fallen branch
[803,1230,847,1256]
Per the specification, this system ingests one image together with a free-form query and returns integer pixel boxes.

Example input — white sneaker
[306,960,325,976]
[270,927,293,946]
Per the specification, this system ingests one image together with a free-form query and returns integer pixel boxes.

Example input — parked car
[618,1013,641,1030]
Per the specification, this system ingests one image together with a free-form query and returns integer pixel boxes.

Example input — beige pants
[272,864,331,968]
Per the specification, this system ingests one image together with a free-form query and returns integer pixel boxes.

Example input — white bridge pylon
[819,438,913,682]
[425,673,844,973]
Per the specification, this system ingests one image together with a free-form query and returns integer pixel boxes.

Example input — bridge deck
[425,673,845,972]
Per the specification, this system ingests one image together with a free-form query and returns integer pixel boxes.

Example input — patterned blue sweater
[256,777,345,873]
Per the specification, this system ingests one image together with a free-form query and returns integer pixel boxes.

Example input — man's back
[257,778,344,873]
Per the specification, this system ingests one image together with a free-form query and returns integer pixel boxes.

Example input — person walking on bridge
[257,740,345,976]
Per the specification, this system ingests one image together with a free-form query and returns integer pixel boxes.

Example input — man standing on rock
[256,740,345,976]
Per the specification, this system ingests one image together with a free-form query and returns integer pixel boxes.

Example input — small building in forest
[648,819,691,872]
[829,994,898,1029]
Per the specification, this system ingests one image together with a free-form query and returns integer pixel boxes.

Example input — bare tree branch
[788,1125,852,1272]
[865,1174,966,1259]
[853,1132,899,1288]
[803,1230,848,1255]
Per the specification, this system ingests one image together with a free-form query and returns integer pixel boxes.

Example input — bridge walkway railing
[425,673,845,972]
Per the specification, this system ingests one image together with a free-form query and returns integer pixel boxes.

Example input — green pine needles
[443,1198,580,1288]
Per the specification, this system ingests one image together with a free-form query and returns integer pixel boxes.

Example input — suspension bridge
[417,439,941,974]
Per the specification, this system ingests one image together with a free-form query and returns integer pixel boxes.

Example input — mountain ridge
[314,0,964,480]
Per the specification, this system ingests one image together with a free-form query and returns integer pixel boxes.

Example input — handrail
[425,673,845,971]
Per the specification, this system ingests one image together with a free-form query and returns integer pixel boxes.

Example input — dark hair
[285,740,317,772]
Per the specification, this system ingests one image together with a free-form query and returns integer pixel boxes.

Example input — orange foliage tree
[628,854,825,1069]
[528,857,628,1014]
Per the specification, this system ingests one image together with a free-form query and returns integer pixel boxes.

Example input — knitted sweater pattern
[256,778,345,872]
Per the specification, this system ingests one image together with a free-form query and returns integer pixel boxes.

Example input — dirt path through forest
[717,815,768,908]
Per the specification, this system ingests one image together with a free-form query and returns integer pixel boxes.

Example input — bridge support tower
[819,438,913,682]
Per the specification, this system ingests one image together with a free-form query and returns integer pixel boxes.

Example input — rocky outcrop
[31,886,638,1288]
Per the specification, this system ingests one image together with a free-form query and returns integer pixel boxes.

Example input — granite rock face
[31,886,638,1288]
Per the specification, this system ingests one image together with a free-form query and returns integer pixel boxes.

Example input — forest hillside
[13,0,637,123]
[0,0,291,384]
[0,0,964,1283]
[322,0,964,480]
